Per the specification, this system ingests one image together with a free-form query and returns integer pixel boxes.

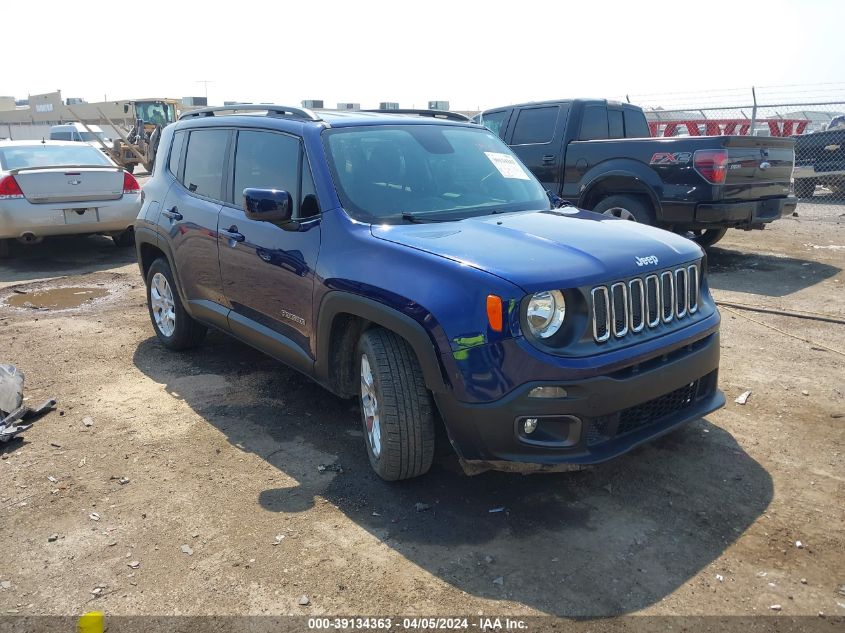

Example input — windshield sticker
[484,152,531,180]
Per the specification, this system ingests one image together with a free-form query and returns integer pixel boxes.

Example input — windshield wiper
[400,212,442,224]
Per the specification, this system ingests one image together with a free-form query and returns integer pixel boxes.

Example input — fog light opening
[524,418,538,434]
[528,386,568,399]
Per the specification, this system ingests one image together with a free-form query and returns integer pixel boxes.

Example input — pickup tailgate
[721,136,794,201]
[12,167,124,204]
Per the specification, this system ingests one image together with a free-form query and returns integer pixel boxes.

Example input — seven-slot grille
[591,263,700,343]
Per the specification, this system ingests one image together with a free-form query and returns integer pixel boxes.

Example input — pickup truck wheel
[793,178,815,198]
[593,195,655,225]
[686,228,727,248]
[145,258,207,350]
[358,328,435,481]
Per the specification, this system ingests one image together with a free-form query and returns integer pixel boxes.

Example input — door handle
[542,154,556,165]
[162,206,182,221]
[221,226,245,242]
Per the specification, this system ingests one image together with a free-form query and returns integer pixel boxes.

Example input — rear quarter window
[168,131,186,178]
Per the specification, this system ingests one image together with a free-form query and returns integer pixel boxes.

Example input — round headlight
[526,290,566,339]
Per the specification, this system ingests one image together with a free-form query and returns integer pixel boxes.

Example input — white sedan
[0,140,142,257]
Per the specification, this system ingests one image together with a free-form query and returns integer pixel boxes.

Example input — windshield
[80,132,105,142]
[134,102,176,126]
[0,144,114,170]
[323,124,549,223]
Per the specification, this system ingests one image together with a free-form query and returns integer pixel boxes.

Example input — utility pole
[196,80,214,103]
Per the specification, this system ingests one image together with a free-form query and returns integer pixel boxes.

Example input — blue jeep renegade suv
[134,105,725,480]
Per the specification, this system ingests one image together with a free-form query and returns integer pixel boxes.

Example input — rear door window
[579,105,609,140]
[624,109,651,137]
[232,130,300,207]
[608,110,624,139]
[511,106,558,145]
[182,129,229,200]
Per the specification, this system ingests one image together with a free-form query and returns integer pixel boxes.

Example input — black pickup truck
[474,99,797,247]
[793,118,845,199]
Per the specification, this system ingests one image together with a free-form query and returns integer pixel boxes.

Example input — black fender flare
[577,164,663,217]
[314,291,448,394]
[133,225,191,308]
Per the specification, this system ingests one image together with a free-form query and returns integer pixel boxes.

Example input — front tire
[357,328,435,481]
[593,194,655,225]
[145,257,207,350]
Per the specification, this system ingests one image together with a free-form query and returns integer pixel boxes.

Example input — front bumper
[0,195,141,239]
[694,196,796,228]
[435,331,724,470]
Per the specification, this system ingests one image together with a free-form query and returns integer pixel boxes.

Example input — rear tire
[145,257,207,350]
[357,328,435,481]
[794,178,815,198]
[593,194,655,225]
[685,227,727,249]
[112,228,135,247]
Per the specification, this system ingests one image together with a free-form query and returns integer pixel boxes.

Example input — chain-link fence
[617,86,845,214]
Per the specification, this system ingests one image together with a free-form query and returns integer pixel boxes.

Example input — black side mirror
[243,188,293,224]
[123,104,129,114]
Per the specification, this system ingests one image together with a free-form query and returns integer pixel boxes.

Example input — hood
[370,208,703,292]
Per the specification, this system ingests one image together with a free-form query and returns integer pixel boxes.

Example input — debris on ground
[493,576,504,586]
[795,540,804,549]
[83,416,94,427]
[298,595,310,606]
[735,390,752,405]
[89,512,100,521]
[127,561,140,569]
[273,534,285,545]
[801,390,809,396]
[47,534,59,542]
[770,604,782,611]
[1,581,11,590]
[180,544,194,556]
[488,507,505,513]
[414,502,431,512]
[317,463,343,473]
[0,364,57,443]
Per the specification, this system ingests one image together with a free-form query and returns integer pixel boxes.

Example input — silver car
[0,140,142,257]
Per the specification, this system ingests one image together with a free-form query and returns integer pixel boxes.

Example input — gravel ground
[0,202,843,621]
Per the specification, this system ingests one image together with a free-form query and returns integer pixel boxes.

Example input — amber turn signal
[486,295,503,332]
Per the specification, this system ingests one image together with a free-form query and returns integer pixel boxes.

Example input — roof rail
[362,109,470,122]
[179,104,322,122]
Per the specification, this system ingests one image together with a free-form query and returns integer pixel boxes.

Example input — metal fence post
[750,86,758,136]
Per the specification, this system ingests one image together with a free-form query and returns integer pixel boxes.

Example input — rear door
[160,128,228,318]
[506,104,567,191]
[217,129,321,369]
[560,103,610,199]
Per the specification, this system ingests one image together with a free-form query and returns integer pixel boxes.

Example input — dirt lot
[0,199,843,620]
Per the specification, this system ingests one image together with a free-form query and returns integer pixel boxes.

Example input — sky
[4,0,843,111]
